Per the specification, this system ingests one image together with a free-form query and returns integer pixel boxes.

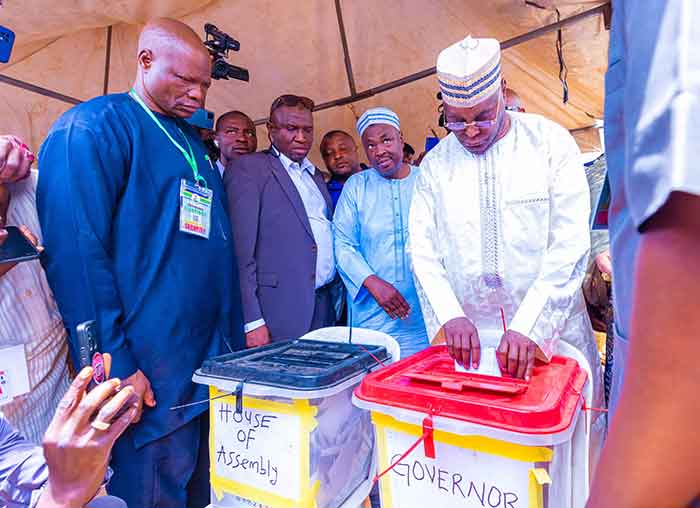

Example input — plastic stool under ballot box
[353,346,592,508]
[193,338,392,508]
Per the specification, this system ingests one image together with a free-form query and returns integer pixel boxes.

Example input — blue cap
[356,107,400,138]
[185,108,215,130]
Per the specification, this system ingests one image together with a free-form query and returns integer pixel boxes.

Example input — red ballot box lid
[354,345,587,435]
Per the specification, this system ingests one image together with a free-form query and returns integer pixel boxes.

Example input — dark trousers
[108,412,210,508]
[310,284,335,331]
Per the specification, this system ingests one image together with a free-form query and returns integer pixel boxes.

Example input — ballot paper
[454,329,503,377]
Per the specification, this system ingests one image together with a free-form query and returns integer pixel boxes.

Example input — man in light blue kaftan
[333,108,428,358]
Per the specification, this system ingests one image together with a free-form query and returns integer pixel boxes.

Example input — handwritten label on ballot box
[381,426,546,508]
[210,388,319,507]
[212,399,301,500]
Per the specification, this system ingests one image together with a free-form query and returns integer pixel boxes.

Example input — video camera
[204,23,249,82]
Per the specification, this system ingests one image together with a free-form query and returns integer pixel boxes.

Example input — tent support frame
[334,0,357,96]
[103,25,113,95]
[0,74,82,105]
[0,2,610,124]
[254,2,610,124]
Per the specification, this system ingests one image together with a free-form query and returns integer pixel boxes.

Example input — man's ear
[138,49,153,71]
[266,121,276,146]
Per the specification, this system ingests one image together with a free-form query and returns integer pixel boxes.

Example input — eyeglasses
[269,94,315,116]
[444,96,502,132]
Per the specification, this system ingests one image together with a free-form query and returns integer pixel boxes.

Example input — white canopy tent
[0,0,609,168]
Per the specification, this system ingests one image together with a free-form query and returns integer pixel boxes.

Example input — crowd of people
[1,2,700,507]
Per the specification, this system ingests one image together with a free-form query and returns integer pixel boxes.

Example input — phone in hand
[76,320,105,390]
[0,25,15,63]
[76,321,137,425]
[0,226,40,264]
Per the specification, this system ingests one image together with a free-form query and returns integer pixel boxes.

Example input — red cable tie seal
[373,414,436,483]
[581,401,608,413]
[423,416,436,459]
[357,343,386,368]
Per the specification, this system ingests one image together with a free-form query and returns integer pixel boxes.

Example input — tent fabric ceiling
[0,0,609,168]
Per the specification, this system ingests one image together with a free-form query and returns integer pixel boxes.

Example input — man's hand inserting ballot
[497,330,536,381]
[443,316,480,369]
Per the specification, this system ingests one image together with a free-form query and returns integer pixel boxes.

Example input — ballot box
[353,346,591,508]
[193,338,391,508]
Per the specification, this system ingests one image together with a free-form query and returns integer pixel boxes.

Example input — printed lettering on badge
[179,179,213,239]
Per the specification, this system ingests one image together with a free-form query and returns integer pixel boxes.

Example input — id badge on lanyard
[179,179,212,239]
[129,88,214,239]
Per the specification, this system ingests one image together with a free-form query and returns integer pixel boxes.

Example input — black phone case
[76,321,99,372]
[0,226,40,264]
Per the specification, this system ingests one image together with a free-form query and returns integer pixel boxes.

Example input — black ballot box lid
[199,339,390,391]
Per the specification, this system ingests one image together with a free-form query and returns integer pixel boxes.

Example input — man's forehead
[273,105,313,125]
[221,114,254,128]
[166,42,211,66]
[362,123,399,140]
[328,132,355,146]
[444,92,498,117]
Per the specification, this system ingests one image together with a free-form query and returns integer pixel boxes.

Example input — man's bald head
[133,18,212,119]
[138,18,209,58]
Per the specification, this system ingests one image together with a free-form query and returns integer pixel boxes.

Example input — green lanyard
[129,88,208,189]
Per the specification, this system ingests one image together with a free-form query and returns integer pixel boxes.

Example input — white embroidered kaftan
[409,113,604,434]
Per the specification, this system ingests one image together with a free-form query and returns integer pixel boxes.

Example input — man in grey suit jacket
[224,94,337,347]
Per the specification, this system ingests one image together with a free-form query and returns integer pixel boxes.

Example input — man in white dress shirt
[0,137,71,444]
[409,36,604,460]
[225,95,338,347]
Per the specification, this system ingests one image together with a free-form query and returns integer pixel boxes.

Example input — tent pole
[317,3,609,111]
[334,0,357,96]
[103,25,113,95]
[253,2,609,123]
[0,74,82,105]
[0,3,608,120]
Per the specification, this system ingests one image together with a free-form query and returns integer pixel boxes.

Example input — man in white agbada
[409,36,604,458]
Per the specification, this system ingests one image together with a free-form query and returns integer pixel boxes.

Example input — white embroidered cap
[437,36,502,107]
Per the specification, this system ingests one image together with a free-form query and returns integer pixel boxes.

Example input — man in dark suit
[225,94,337,346]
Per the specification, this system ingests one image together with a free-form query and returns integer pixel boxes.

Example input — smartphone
[76,320,105,389]
[0,226,40,264]
[0,25,15,63]
[76,320,136,424]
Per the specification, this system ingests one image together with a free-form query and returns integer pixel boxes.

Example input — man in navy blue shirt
[319,130,362,209]
[37,18,244,508]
